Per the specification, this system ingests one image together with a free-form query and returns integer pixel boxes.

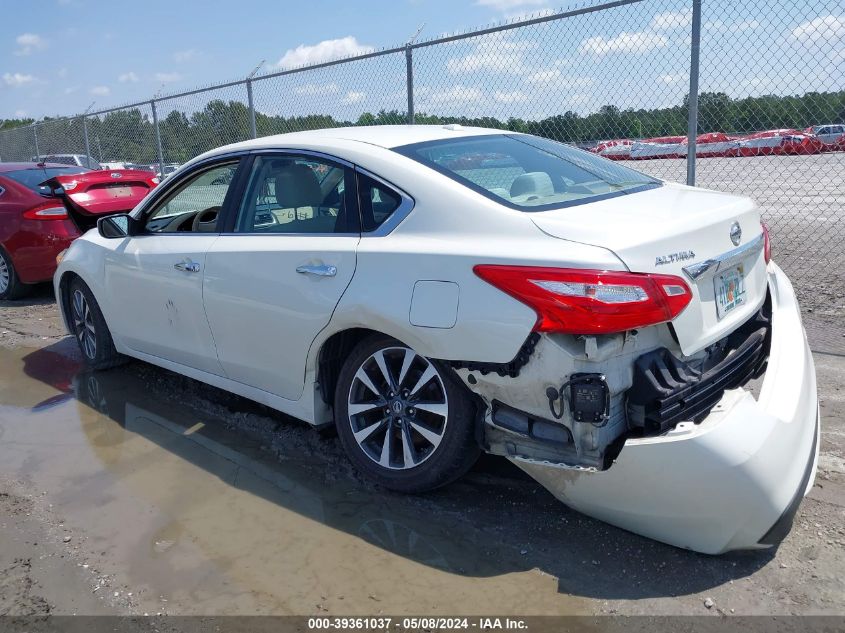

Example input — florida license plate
[714,264,746,320]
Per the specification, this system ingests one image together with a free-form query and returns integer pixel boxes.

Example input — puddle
[0,344,587,615]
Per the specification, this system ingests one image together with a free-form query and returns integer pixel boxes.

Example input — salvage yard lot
[630,153,845,348]
[0,289,843,616]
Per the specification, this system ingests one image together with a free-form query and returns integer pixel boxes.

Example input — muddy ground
[0,287,843,618]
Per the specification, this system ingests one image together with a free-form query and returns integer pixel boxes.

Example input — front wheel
[68,278,126,370]
[0,247,29,300]
[334,335,480,493]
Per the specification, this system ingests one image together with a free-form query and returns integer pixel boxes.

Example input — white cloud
[57,67,68,78]
[527,69,561,83]
[64,85,79,94]
[659,73,685,84]
[428,85,483,105]
[3,72,36,87]
[791,15,845,43]
[118,71,139,83]
[494,90,528,103]
[342,90,366,104]
[14,33,46,56]
[14,109,27,118]
[270,36,374,70]
[650,9,692,30]
[579,31,668,55]
[154,72,182,83]
[90,85,110,96]
[173,48,199,62]
[447,35,534,74]
[527,69,594,89]
[293,82,339,95]
[705,19,760,33]
[474,0,545,11]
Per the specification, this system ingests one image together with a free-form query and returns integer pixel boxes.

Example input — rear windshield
[4,167,89,194]
[394,134,660,211]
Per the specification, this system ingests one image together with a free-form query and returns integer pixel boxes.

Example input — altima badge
[655,250,695,266]
[730,221,742,246]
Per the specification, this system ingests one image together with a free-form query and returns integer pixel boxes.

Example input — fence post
[32,124,40,160]
[246,80,257,139]
[82,117,92,163]
[686,0,702,186]
[151,100,165,178]
[405,45,415,125]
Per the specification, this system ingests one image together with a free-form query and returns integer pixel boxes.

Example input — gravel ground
[0,291,843,618]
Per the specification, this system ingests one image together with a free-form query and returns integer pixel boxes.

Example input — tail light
[473,265,692,335]
[23,202,68,220]
[761,222,771,264]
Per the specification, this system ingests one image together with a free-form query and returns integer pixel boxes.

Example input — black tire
[68,277,126,370]
[334,334,480,493]
[0,246,29,300]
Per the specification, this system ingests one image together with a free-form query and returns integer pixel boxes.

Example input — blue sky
[1,0,842,121]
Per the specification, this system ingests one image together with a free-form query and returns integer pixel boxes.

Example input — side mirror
[97,214,137,239]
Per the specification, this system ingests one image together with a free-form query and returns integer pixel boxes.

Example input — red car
[0,163,158,299]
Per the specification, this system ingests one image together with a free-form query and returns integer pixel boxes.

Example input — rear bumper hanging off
[514,263,819,554]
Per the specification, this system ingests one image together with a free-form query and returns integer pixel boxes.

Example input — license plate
[108,186,132,198]
[714,264,746,320]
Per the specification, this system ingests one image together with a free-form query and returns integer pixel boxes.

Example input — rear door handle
[174,260,201,273]
[296,264,337,277]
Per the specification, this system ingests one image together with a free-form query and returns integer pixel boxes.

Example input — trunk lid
[530,183,768,355]
[42,169,157,217]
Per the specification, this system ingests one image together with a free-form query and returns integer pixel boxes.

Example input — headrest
[271,164,322,208]
[510,172,554,198]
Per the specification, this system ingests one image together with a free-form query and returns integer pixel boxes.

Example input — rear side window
[4,167,89,194]
[357,173,402,232]
[395,134,660,212]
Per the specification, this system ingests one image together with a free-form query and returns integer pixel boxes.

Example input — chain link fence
[0,0,842,350]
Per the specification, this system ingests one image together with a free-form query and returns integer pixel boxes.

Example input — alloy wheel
[347,346,449,470]
[0,252,9,295]
[72,289,97,359]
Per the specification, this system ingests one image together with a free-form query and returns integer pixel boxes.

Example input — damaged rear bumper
[515,262,819,554]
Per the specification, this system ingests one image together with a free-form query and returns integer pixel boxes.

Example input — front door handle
[296,264,337,277]
[174,260,201,273]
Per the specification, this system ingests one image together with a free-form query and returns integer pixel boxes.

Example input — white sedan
[54,125,819,554]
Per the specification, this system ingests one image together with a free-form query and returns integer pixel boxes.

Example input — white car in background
[37,153,102,170]
[811,124,845,146]
[54,125,819,554]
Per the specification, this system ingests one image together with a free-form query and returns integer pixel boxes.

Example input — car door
[202,152,360,400]
[104,158,243,375]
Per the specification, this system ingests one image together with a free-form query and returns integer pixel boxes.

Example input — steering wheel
[192,206,221,232]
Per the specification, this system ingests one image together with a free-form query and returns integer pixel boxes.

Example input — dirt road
[0,289,843,617]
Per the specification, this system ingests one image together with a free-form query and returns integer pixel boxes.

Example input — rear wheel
[0,247,29,300]
[334,335,480,493]
[68,278,125,370]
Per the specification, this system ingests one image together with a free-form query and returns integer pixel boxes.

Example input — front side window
[235,155,357,234]
[144,162,238,233]
[395,134,660,211]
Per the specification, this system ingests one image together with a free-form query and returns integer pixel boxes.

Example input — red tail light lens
[23,203,68,220]
[761,222,771,264]
[473,265,692,335]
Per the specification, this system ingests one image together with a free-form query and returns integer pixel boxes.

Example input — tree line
[1,90,842,163]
